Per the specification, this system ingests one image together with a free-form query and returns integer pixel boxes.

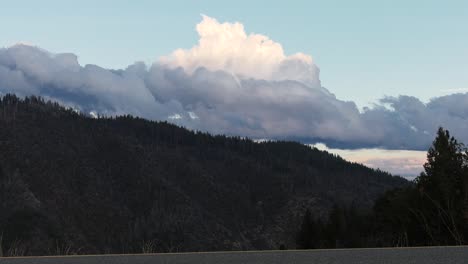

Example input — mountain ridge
[0,94,407,256]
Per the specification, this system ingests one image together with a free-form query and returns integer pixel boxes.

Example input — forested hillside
[0,94,406,256]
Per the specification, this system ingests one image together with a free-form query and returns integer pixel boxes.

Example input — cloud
[159,15,321,88]
[312,144,426,178]
[363,157,424,179]
[0,16,468,152]
[364,94,468,149]
[0,44,182,119]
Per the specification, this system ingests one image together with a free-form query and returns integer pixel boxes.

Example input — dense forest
[0,94,407,256]
[297,128,468,248]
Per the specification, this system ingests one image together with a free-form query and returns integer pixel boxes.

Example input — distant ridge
[0,94,406,256]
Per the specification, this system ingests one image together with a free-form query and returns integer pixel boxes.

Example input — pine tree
[415,127,468,245]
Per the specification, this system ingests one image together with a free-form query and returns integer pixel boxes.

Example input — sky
[2,0,467,106]
[1,0,467,178]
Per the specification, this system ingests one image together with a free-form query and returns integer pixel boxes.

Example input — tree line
[297,127,468,248]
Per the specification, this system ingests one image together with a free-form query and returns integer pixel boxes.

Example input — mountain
[0,94,407,256]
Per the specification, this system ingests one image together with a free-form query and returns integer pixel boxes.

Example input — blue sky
[2,0,467,107]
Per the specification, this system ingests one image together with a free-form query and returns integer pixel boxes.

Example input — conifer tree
[415,127,468,244]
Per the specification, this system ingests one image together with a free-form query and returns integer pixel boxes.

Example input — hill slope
[0,95,407,255]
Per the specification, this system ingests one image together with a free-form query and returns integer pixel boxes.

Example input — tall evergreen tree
[417,128,465,203]
[415,127,468,244]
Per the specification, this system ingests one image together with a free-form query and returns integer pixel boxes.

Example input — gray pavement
[1,246,467,264]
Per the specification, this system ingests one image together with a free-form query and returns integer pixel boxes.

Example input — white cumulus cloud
[159,15,321,87]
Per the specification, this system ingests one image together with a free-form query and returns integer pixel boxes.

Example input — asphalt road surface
[1,247,467,264]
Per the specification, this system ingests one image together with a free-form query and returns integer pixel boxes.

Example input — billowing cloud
[159,15,321,88]
[0,44,182,119]
[0,16,467,151]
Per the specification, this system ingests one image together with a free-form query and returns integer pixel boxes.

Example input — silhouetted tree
[415,127,468,244]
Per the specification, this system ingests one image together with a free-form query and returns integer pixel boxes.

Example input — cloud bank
[0,15,467,151]
[313,144,426,178]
